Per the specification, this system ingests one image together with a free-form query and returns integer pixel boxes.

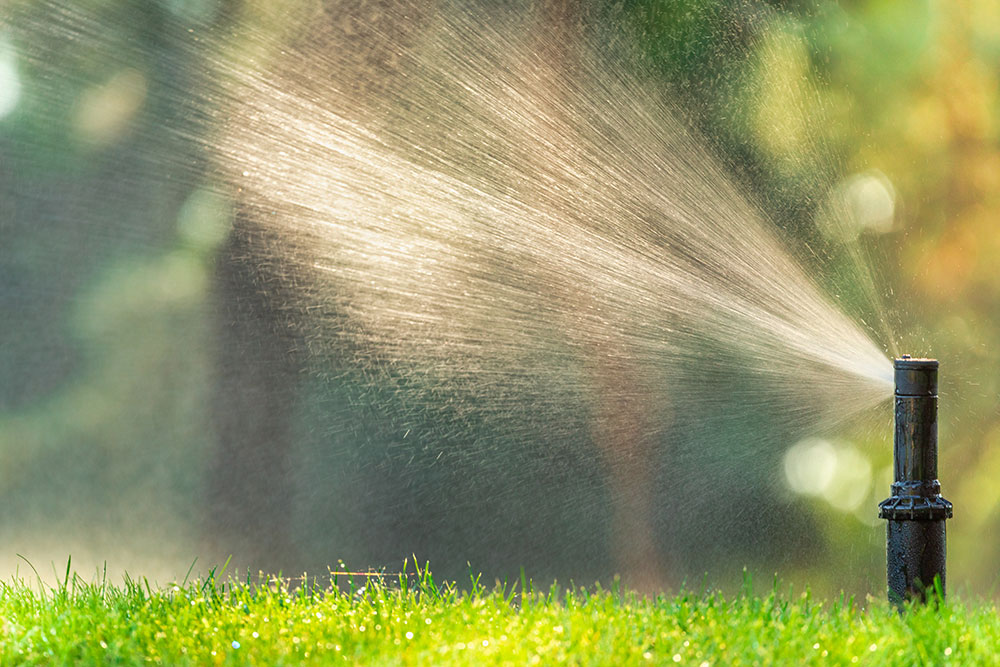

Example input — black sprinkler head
[878,356,952,605]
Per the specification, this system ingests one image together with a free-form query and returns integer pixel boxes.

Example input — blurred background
[2,0,999,598]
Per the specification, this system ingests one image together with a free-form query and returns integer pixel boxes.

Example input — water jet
[1,0,905,590]
[879,356,952,605]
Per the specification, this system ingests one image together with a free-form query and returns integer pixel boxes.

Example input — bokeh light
[0,35,21,120]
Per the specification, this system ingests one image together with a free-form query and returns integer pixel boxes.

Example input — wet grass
[0,560,991,665]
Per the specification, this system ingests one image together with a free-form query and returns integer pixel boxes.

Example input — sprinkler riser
[892,396,939,497]
[878,357,952,606]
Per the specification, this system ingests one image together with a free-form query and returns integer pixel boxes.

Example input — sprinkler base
[884,518,947,605]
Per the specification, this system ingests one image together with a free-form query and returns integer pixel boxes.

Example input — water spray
[878,356,952,605]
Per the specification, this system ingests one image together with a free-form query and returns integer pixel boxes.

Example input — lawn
[0,560,991,665]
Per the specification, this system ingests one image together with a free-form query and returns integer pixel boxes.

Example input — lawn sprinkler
[878,356,952,605]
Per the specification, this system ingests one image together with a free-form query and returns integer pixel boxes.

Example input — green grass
[0,561,995,665]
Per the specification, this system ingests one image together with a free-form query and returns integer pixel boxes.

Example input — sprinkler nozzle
[878,357,952,605]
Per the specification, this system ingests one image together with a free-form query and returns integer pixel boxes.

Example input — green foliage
[0,564,993,665]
